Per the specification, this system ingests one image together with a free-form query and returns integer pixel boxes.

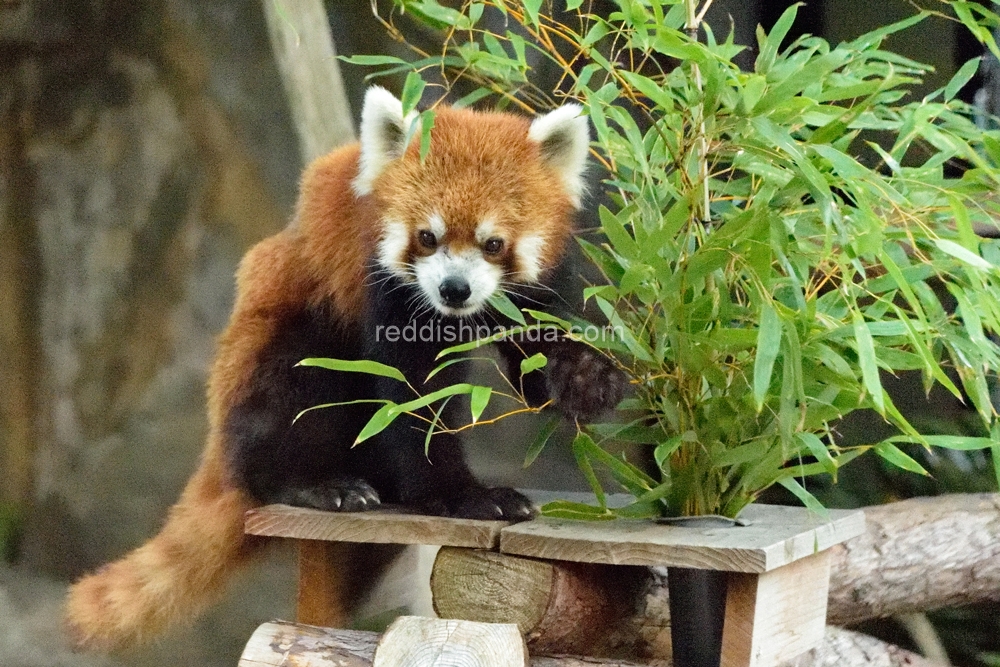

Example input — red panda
[63,87,626,651]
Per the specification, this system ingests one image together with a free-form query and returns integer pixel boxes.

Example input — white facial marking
[414,248,502,317]
[377,220,411,278]
[429,212,447,240]
[515,234,546,282]
[475,218,500,244]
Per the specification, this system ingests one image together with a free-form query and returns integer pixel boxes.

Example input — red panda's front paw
[449,487,535,521]
[277,478,381,512]
[547,348,628,422]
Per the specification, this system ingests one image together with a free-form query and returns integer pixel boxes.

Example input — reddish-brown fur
[64,104,576,651]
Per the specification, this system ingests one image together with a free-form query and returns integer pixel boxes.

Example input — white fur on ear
[353,86,420,196]
[528,104,590,208]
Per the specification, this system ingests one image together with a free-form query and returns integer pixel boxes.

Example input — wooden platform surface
[245,503,507,549]
[500,504,866,573]
[245,497,865,571]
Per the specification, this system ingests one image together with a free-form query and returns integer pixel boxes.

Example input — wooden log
[372,616,528,667]
[431,547,661,660]
[827,492,1000,624]
[432,494,1000,659]
[237,621,942,667]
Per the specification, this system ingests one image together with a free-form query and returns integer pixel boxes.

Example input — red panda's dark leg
[354,371,534,521]
[225,305,385,512]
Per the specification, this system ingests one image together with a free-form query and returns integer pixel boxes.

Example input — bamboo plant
[313,0,1000,519]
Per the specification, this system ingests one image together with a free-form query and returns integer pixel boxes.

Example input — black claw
[447,487,534,521]
[277,478,381,513]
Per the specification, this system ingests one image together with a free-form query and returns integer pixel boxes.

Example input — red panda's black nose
[439,277,472,307]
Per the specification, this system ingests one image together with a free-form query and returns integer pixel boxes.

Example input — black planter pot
[667,566,729,667]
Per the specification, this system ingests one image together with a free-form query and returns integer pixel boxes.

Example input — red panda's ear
[528,105,590,208]
[353,86,419,196]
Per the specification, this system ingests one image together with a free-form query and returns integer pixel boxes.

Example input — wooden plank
[372,616,528,667]
[297,540,348,627]
[721,550,831,667]
[246,503,508,549]
[499,505,865,573]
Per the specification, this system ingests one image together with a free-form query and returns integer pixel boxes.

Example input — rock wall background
[1,0,304,664]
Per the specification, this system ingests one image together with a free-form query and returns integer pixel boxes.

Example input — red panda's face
[353,88,590,318]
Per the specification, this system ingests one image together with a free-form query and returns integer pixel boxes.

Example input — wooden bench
[244,494,864,666]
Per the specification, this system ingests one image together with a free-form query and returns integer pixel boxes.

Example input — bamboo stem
[685,0,711,223]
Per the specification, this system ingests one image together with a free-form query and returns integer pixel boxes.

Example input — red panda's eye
[418,230,437,249]
[483,238,504,255]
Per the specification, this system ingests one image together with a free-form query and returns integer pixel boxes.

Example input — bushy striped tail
[64,456,260,651]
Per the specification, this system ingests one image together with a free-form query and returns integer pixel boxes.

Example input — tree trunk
[262,0,355,163]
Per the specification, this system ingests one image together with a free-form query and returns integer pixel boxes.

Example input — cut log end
[373,616,528,667]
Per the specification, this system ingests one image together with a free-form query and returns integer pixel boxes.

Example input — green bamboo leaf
[886,435,996,450]
[539,500,614,520]
[400,71,426,117]
[453,87,493,108]
[874,441,929,476]
[356,384,478,445]
[523,0,542,27]
[470,385,491,423]
[653,434,683,471]
[489,292,527,326]
[594,296,654,363]
[354,403,401,445]
[298,358,407,383]
[852,311,884,414]
[712,439,771,468]
[393,384,476,417]
[755,3,801,74]
[436,326,535,359]
[946,57,981,101]
[520,352,548,375]
[295,398,391,423]
[424,394,454,455]
[599,205,640,259]
[795,432,836,475]
[572,432,607,508]
[753,303,782,411]
[523,309,573,329]
[339,54,409,66]
[418,109,435,162]
[573,430,656,495]
[425,356,496,383]
[778,477,830,519]
[523,416,561,468]
[935,239,992,271]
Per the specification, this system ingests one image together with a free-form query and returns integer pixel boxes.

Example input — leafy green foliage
[338,0,1000,518]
